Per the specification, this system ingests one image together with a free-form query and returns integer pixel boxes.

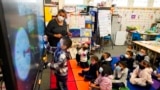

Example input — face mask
[139,52,144,56]
[99,67,103,73]
[57,16,64,22]
[125,54,129,58]
[115,66,121,71]
[139,64,145,70]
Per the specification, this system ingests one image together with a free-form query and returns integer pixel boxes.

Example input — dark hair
[119,61,127,68]
[128,44,133,49]
[104,52,111,57]
[101,64,113,76]
[62,37,72,49]
[91,55,99,62]
[127,51,133,57]
[142,60,151,67]
[58,9,67,17]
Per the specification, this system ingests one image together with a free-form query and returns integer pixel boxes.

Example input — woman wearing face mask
[112,61,128,89]
[45,9,71,47]
[130,60,153,86]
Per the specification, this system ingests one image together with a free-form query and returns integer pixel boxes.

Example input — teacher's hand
[67,32,72,37]
[54,34,62,38]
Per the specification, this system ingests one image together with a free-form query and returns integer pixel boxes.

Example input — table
[139,32,160,40]
[133,41,160,64]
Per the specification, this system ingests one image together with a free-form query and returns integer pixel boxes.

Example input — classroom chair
[103,34,114,49]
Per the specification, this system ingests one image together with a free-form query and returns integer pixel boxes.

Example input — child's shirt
[78,48,88,62]
[49,47,68,76]
[113,68,128,86]
[94,75,113,90]
[131,66,153,84]
[88,63,99,78]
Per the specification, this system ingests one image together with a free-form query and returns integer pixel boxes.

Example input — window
[64,0,84,5]
[153,0,160,7]
[133,0,148,7]
[112,0,128,7]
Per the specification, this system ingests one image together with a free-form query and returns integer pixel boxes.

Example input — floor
[40,45,127,90]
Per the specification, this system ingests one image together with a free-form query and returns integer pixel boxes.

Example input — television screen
[0,0,45,90]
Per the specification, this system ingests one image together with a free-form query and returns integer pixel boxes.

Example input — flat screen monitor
[0,0,45,90]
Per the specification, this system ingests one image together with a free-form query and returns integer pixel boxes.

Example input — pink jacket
[130,67,153,86]
[94,75,113,90]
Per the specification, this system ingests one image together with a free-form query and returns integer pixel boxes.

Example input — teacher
[45,9,71,47]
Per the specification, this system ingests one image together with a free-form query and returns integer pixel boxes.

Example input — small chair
[102,34,114,49]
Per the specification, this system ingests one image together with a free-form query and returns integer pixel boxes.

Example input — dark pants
[112,82,125,89]
[56,74,68,90]
[81,70,95,81]
[76,54,80,64]
[80,62,89,68]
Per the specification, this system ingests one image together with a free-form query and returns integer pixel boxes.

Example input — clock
[14,27,31,81]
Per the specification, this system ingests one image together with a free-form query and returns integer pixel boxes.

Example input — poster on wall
[98,8,111,37]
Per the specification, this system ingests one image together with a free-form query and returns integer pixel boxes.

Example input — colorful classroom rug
[50,59,158,90]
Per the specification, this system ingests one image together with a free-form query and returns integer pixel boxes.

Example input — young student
[126,44,134,52]
[78,55,99,81]
[89,64,113,90]
[130,60,153,86]
[100,52,112,65]
[135,48,150,63]
[112,61,129,89]
[45,36,72,90]
[153,64,160,80]
[120,51,134,72]
[77,42,90,68]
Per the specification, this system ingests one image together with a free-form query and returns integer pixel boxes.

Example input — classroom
[0,0,160,90]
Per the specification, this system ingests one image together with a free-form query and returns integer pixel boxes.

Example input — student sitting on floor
[120,51,134,72]
[76,42,90,68]
[130,60,153,86]
[126,44,134,52]
[153,62,160,80]
[78,55,99,81]
[135,48,150,62]
[100,52,112,66]
[112,61,129,89]
[89,64,113,90]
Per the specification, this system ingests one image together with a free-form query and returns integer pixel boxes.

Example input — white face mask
[99,67,103,73]
[125,54,129,58]
[115,66,121,71]
[57,16,64,22]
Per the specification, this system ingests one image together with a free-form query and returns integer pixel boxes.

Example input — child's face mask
[115,66,121,71]
[125,54,129,58]
[99,67,103,73]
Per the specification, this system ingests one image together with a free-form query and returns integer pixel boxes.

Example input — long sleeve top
[112,68,129,86]
[94,75,113,90]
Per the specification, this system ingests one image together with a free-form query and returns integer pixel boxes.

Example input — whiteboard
[98,9,111,37]
[115,31,127,45]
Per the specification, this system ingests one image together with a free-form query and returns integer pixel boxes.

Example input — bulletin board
[116,8,160,31]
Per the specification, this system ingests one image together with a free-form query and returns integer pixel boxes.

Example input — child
[130,60,153,86]
[135,48,150,63]
[112,61,129,89]
[78,55,99,81]
[90,64,113,90]
[45,36,72,90]
[126,44,134,52]
[120,51,134,72]
[100,52,112,65]
[77,42,89,68]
